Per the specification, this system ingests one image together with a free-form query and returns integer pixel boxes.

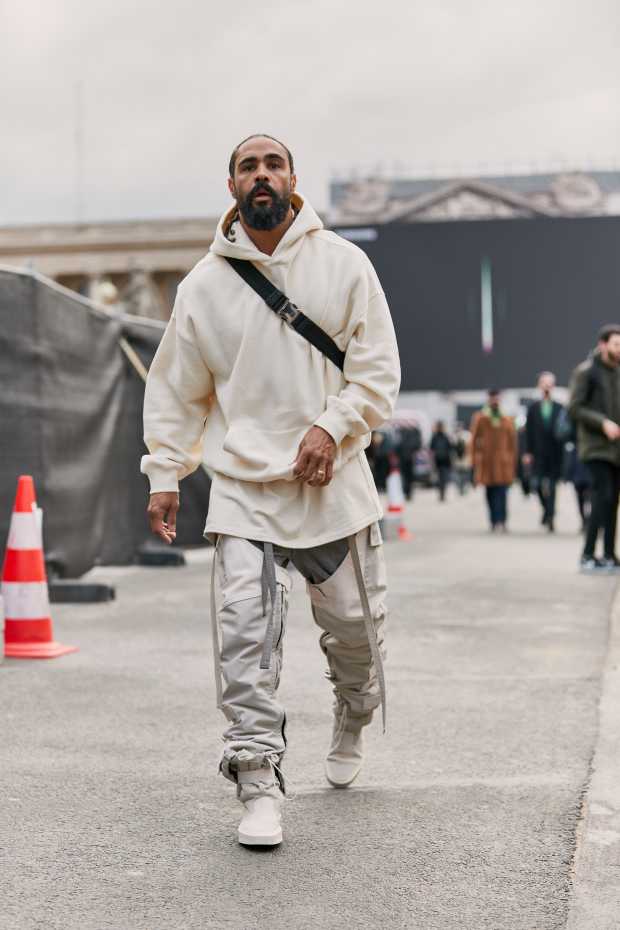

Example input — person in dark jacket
[430,421,453,502]
[523,372,565,532]
[366,430,392,492]
[568,324,620,572]
[517,423,532,497]
[564,443,591,532]
[397,423,422,500]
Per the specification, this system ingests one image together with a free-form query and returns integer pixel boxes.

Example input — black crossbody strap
[225,256,345,372]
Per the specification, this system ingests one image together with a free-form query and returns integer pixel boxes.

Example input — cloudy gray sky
[3,0,619,225]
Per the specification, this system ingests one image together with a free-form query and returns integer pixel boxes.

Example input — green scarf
[483,405,503,427]
[541,398,552,422]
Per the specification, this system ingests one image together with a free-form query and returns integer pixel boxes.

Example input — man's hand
[147,492,179,544]
[603,419,620,441]
[522,453,533,467]
[293,426,337,487]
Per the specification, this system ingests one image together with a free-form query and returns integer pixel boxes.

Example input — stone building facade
[0,217,218,320]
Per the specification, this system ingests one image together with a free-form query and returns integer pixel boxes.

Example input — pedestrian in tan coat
[470,390,518,531]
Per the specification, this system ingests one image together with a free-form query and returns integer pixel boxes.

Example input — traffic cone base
[4,616,78,659]
[4,640,78,659]
[2,606,77,658]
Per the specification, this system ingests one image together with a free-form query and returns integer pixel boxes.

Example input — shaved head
[229,134,294,178]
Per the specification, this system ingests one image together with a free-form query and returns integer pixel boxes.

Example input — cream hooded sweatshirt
[141,193,400,548]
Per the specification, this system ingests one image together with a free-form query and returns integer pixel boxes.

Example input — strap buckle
[274,297,301,326]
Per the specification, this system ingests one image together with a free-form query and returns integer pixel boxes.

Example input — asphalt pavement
[2,482,618,930]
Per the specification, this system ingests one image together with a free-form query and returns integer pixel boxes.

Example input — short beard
[238,182,291,231]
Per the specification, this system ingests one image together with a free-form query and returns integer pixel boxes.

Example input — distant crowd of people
[366,419,472,503]
[366,323,620,574]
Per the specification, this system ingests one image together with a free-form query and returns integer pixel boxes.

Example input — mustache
[249,182,277,201]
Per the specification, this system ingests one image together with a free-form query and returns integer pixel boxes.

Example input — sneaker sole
[238,829,282,847]
[324,764,362,788]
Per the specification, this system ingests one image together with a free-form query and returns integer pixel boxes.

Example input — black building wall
[334,216,620,391]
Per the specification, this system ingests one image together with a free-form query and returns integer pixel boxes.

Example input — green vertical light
[481,255,493,354]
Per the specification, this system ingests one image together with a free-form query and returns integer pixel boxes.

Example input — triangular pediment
[332,177,556,224]
[386,180,553,222]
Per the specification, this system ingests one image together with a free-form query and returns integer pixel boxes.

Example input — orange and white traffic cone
[2,475,77,659]
[384,454,412,542]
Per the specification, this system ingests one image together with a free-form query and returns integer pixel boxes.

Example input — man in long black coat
[524,372,565,532]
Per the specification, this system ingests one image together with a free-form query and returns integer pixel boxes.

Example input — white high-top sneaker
[236,763,283,847]
[324,702,365,788]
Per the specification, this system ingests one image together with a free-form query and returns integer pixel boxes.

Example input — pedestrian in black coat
[524,372,565,532]
[430,421,454,502]
[397,424,422,500]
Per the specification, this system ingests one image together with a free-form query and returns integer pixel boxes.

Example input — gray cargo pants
[209,522,387,789]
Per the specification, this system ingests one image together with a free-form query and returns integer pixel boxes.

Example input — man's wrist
[313,411,345,446]
[314,425,337,447]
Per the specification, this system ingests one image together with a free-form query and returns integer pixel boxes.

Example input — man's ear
[290,173,297,193]
[227,177,236,198]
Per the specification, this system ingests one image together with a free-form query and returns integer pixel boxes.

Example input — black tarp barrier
[0,268,210,577]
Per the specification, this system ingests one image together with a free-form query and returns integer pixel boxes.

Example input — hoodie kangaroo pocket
[221,423,308,482]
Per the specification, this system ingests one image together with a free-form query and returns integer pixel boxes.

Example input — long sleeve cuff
[140,457,181,494]
[313,408,349,446]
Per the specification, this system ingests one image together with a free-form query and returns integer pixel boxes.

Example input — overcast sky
[2,0,619,226]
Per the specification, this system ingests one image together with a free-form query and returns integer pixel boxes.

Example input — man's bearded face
[237,180,291,231]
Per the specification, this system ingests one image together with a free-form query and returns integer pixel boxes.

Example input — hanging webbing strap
[224,257,346,372]
[210,540,224,710]
[347,534,387,734]
[259,543,278,671]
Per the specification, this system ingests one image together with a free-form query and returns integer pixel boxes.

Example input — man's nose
[254,164,270,182]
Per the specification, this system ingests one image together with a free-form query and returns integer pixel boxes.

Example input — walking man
[430,421,453,502]
[523,372,564,532]
[397,421,422,500]
[141,134,401,846]
[470,390,517,531]
[568,324,620,572]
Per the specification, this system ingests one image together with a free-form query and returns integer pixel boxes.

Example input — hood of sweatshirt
[209,192,323,266]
